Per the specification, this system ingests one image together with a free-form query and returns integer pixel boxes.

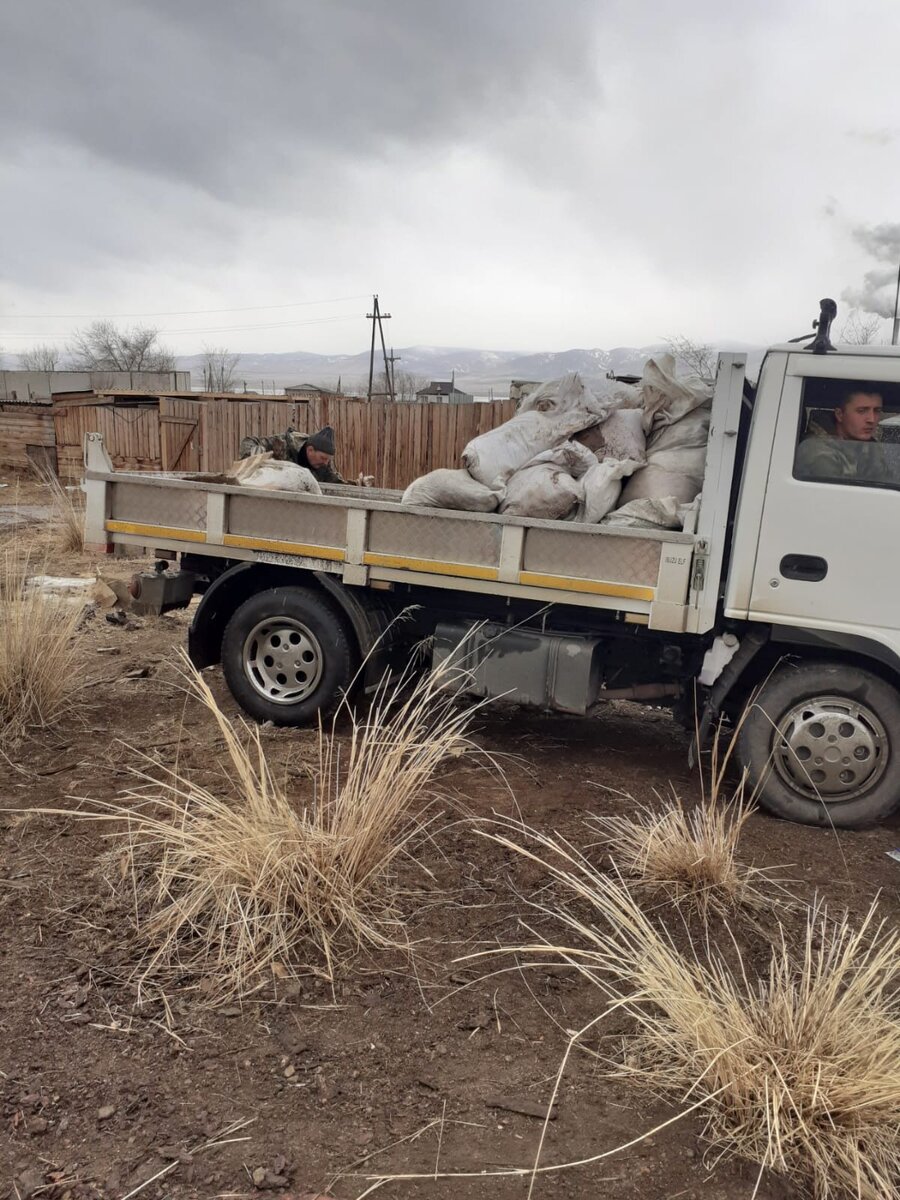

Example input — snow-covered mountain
[177,342,764,397]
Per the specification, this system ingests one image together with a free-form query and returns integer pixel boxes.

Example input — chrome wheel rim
[242,616,324,705]
[773,694,888,802]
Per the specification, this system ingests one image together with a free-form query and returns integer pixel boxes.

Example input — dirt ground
[2,475,899,1200]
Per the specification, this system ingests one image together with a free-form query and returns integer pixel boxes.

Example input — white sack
[401,468,503,512]
[641,354,713,433]
[618,386,711,507]
[462,408,601,487]
[646,404,710,454]
[227,453,322,494]
[580,458,642,523]
[584,406,647,462]
[500,464,582,520]
[619,415,709,506]
[601,496,685,529]
[524,440,597,478]
[618,463,702,505]
[516,371,611,419]
[240,464,322,493]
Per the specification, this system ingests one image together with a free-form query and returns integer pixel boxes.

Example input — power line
[157,314,359,336]
[0,293,371,320]
[0,313,361,340]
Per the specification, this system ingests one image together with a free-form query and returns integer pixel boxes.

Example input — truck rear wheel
[737,660,900,828]
[221,586,356,726]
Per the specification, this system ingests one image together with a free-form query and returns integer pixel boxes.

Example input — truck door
[748,353,900,647]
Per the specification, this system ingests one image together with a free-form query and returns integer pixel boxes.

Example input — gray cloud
[852,222,900,263]
[842,224,900,318]
[0,0,602,200]
[2,0,899,356]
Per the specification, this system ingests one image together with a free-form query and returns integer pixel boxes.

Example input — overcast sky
[1,0,899,360]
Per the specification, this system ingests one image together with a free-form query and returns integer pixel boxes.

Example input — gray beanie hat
[308,426,336,456]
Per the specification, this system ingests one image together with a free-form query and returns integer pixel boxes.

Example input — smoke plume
[842,223,900,318]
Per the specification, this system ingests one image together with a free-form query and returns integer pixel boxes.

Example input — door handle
[780,554,828,582]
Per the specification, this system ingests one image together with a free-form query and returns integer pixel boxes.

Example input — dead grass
[590,788,776,920]
[94,656,491,1002]
[0,536,85,742]
[482,820,900,1200]
[33,466,85,552]
[590,716,788,922]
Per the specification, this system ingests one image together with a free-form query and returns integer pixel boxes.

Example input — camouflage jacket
[238,429,345,484]
[795,432,893,485]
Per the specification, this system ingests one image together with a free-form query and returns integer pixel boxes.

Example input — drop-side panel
[109,482,207,532]
[522,528,662,586]
[366,510,502,569]
[227,494,348,547]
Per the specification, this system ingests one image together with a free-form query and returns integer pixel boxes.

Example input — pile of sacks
[401,356,712,529]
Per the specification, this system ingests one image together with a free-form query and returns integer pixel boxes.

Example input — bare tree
[371,368,429,401]
[839,309,884,345]
[202,345,241,392]
[69,320,175,372]
[370,369,393,400]
[396,370,429,402]
[664,335,717,385]
[19,343,61,371]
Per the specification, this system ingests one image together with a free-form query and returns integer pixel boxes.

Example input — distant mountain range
[176,342,766,398]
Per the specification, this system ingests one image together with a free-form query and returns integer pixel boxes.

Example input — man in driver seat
[795,387,891,483]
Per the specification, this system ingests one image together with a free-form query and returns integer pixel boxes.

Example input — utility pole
[387,347,401,399]
[366,295,395,401]
[892,256,900,346]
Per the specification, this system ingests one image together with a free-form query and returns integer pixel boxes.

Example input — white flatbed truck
[83,311,900,828]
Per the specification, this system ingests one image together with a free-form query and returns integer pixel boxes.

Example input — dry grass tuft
[0,537,85,741]
[34,466,85,553]
[591,789,776,920]
[97,656,490,1002]
[483,820,900,1200]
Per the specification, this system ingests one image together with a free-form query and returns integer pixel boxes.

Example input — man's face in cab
[306,446,332,470]
[834,392,883,441]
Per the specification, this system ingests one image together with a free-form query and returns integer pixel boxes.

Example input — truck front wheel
[221,586,356,726]
[737,660,900,828]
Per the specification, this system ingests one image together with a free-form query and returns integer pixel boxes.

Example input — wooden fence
[54,397,310,481]
[52,395,516,489]
[304,397,516,489]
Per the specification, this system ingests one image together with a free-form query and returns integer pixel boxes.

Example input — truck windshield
[793,376,900,489]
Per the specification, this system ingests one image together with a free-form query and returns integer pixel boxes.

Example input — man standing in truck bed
[239,425,346,484]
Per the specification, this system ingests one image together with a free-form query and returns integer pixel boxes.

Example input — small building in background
[284,382,339,399]
[0,369,190,403]
[415,377,474,404]
[0,370,191,474]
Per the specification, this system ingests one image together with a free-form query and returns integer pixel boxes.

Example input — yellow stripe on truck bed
[518,571,655,601]
[223,533,344,560]
[106,520,207,543]
[363,552,499,581]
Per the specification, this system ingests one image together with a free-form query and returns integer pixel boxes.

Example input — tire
[220,586,356,726]
[737,660,900,829]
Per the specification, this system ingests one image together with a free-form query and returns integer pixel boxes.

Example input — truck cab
[718,343,900,827]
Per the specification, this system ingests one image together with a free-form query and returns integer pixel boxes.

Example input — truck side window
[793,377,900,489]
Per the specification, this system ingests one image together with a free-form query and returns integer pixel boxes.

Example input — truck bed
[83,355,750,636]
[83,434,699,632]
